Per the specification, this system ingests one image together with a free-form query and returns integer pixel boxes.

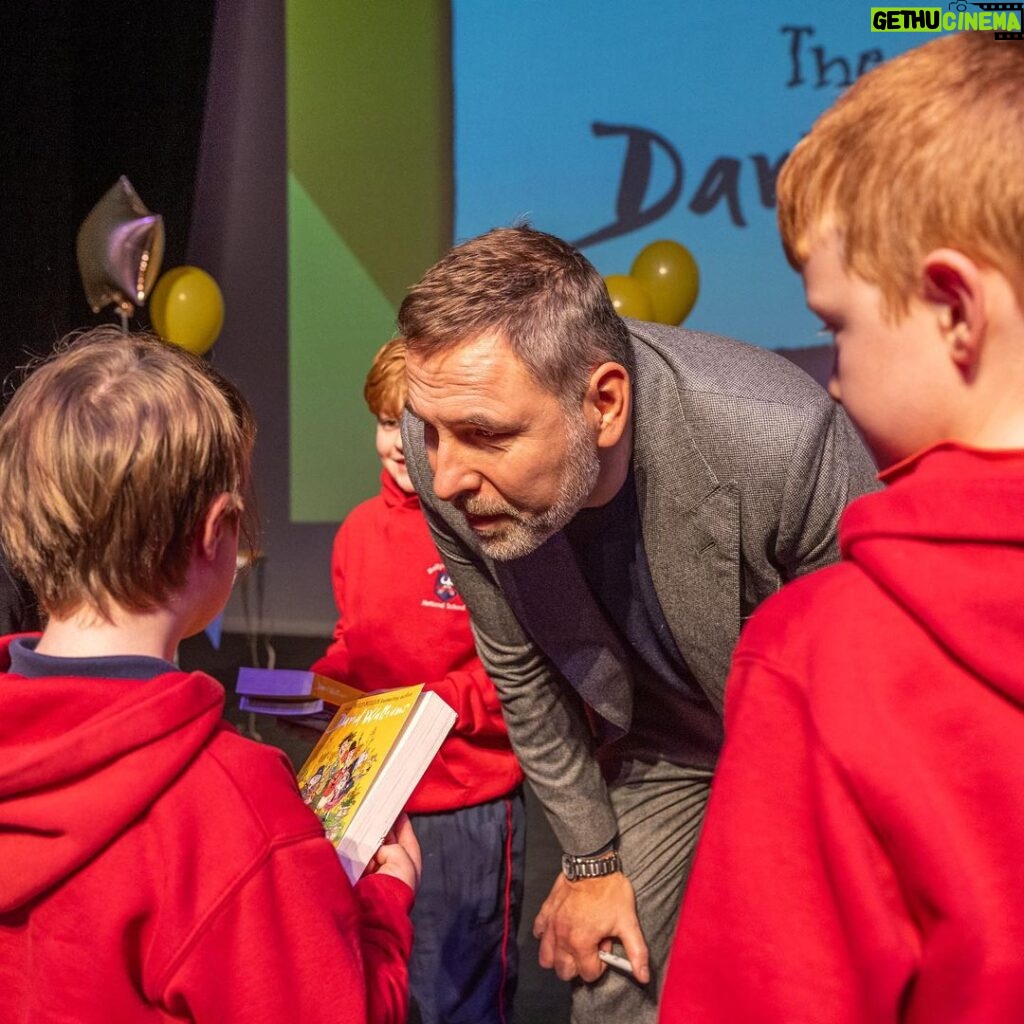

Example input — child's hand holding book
[366,813,422,892]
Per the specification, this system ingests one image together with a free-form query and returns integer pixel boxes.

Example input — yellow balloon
[630,240,700,326]
[149,265,225,355]
[604,274,654,321]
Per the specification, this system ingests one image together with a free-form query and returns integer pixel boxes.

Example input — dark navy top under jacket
[563,470,724,773]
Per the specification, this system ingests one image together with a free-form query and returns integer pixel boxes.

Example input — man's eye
[474,429,507,444]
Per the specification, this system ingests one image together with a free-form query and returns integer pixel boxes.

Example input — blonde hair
[398,226,631,402]
[363,338,407,420]
[777,32,1024,318]
[0,327,256,618]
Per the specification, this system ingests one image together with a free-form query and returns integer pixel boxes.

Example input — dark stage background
[0,3,215,390]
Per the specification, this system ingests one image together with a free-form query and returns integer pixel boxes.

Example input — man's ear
[583,362,631,449]
[197,492,239,563]
[921,249,987,370]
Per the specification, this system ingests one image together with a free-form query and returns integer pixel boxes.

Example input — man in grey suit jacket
[399,226,877,1023]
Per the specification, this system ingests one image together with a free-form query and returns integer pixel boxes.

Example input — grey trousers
[569,760,712,1024]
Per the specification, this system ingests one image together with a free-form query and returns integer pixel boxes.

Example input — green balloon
[630,240,700,325]
[604,274,654,321]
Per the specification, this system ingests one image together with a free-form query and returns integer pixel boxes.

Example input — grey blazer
[403,320,878,854]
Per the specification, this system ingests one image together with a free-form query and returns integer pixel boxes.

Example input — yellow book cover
[297,683,456,882]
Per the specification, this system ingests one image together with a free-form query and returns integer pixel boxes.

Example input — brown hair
[363,338,407,419]
[777,32,1024,318]
[0,327,256,618]
[398,225,631,401]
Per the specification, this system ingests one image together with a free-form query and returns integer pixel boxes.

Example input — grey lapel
[494,536,633,736]
[630,333,740,712]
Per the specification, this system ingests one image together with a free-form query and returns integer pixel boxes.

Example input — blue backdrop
[452,1,921,350]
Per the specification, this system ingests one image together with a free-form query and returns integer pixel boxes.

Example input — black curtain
[0,1,216,396]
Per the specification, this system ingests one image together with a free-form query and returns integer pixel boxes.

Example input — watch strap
[561,850,622,881]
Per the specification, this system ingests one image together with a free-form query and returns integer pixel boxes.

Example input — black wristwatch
[561,850,623,882]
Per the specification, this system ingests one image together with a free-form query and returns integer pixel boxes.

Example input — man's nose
[431,440,480,502]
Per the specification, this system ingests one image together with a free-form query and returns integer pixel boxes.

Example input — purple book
[238,695,325,716]
[235,667,316,698]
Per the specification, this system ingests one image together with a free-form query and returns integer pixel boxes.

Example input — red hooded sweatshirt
[0,638,412,1024]
[661,444,1024,1024]
[311,472,522,813]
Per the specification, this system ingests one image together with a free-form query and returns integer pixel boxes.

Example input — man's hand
[533,872,650,984]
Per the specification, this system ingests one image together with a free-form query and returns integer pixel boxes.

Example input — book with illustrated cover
[296,683,456,883]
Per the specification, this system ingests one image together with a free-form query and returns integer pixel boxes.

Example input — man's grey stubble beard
[470,411,600,561]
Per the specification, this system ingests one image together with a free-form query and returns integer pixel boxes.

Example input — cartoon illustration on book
[292,682,457,881]
[300,731,382,842]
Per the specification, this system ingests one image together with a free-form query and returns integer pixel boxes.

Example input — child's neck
[973,285,1024,446]
[35,605,188,663]
[961,321,1024,450]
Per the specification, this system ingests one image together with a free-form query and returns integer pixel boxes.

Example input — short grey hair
[398,225,631,402]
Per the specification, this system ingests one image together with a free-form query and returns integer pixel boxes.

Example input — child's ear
[197,493,239,562]
[921,249,987,370]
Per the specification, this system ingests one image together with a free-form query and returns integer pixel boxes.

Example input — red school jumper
[0,638,412,1024]
[311,470,523,811]
[661,444,1024,1024]
[313,471,525,1024]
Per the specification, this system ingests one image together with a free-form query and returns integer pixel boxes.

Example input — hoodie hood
[841,442,1024,701]
[380,467,421,510]
[0,640,224,912]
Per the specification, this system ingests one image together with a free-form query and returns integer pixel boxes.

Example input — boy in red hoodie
[661,32,1024,1024]
[312,339,524,1024]
[0,327,419,1024]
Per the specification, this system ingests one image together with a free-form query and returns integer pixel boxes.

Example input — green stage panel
[287,0,452,522]
[288,173,395,522]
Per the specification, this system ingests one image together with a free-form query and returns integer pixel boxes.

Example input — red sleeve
[165,836,413,1024]
[660,644,917,1024]
[353,874,416,1024]
[421,666,509,742]
[312,514,508,742]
